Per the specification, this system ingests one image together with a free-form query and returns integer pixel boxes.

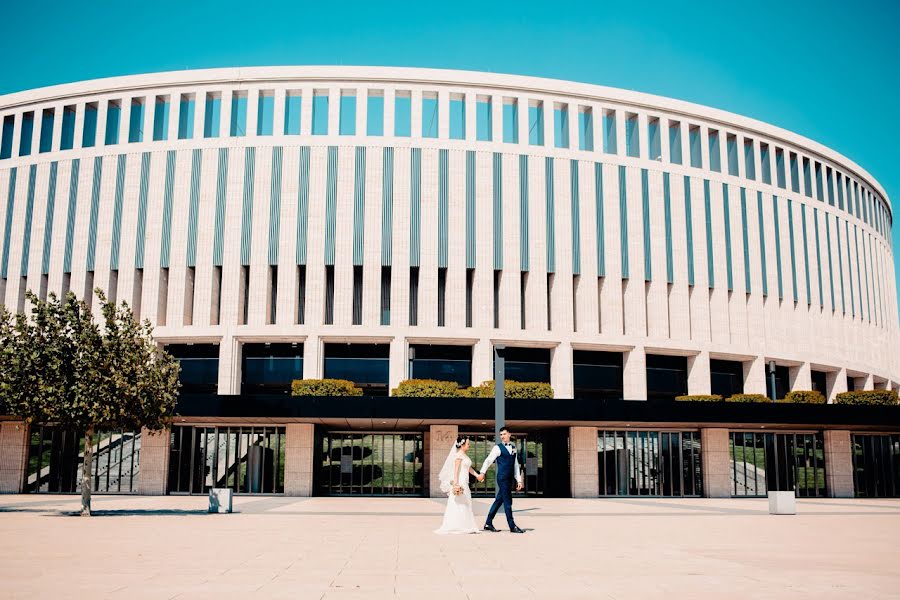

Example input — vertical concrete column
[302,336,322,380]
[826,367,848,403]
[550,342,573,399]
[428,425,458,498]
[569,426,599,498]
[687,351,711,395]
[285,423,316,496]
[389,336,407,394]
[700,428,732,498]
[861,373,874,390]
[823,430,854,498]
[743,356,766,395]
[471,339,493,387]
[0,422,28,494]
[137,427,170,495]
[217,335,240,395]
[790,362,812,391]
[622,346,646,400]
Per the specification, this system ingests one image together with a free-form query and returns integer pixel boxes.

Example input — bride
[435,436,481,534]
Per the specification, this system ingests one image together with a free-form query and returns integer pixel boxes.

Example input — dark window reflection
[574,350,623,400]
[166,344,220,393]
[324,343,390,395]
[242,343,304,395]
[811,370,828,395]
[409,344,472,387]
[497,347,551,383]
[765,364,790,400]
[646,354,687,401]
[710,359,744,397]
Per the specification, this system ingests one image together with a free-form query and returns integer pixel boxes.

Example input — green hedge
[463,380,554,399]
[291,379,363,396]
[781,390,826,404]
[725,393,771,403]
[391,379,463,397]
[834,390,899,406]
[674,394,723,402]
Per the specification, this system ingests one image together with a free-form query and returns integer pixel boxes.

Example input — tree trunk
[81,426,94,517]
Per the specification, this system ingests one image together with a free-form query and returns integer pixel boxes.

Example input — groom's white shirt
[480,443,523,484]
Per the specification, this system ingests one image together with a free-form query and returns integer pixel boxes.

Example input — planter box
[768,491,796,515]
[209,488,233,513]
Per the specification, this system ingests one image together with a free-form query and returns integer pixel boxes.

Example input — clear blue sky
[1,0,898,321]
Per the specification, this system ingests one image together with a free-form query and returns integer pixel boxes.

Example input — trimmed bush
[781,390,826,404]
[674,394,723,402]
[464,380,554,399]
[834,390,899,406]
[725,393,770,403]
[391,379,462,397]
[291,378,363,396]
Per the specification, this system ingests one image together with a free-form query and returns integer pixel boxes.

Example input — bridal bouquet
[452,484,464,496]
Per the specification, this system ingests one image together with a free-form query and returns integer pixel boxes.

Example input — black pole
[494,344,505,443]
[768,360,777,402]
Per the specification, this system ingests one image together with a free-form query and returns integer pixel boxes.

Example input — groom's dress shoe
[510,526,525,533]
[483,524,499,532]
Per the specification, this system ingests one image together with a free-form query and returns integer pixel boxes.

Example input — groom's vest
[495,443,516,484]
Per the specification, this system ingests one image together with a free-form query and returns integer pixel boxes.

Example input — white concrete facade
[0,66,897,400]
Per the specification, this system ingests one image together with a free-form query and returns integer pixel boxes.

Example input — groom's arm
[514,458,523,486]
[479,445,500,474]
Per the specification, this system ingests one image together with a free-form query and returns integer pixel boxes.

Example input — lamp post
[494,344,505,443]
[768,360,777,402]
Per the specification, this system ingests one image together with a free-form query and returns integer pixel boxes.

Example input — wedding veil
[437,442,464,495]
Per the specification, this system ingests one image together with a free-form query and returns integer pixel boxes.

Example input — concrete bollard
[209,488,233,513]
[768,491,796,515]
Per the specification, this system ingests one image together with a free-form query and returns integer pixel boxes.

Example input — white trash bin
[768,490,796,515]
[209,488,233,513]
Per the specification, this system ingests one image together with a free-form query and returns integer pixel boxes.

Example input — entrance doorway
[317,432,424,496]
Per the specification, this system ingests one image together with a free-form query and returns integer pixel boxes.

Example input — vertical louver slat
[595,163,605,278]
[545,156,555,274]
[438,149,448,269]
[324,146,337,266]
[519,155,529,272]
[269,146,283,266]
[704,180,713,288]
[352,146,366,266]
[409,148,421,267]
[63,161,78,274]
[240,147,256,267]
[381,147,393,266]
[296,146,310,265]
[641,169,651,282]
[41,162,58,275]
[570,159,581,276]
[1,167,16,279]
[722,183,732,291]
[20,165,37,276]
[664,172,673,284]
[493,152,503,270]
[213,148,229,267]
[757,191,768,297]
[465,150,475,269]
[186,149,202,267]
[683,176,694,286]
[134,153,151,269]
[85,156,103,272]
[160,150,176,268]
[618,165,628,280]
[109,154,126,270]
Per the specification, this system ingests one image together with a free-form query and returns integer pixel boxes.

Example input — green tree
[0,290,180,516]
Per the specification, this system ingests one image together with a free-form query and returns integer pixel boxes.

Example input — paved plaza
[1,494,899,599]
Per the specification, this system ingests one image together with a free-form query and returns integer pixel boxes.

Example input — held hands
[476,472,485,482]
[516,481,524,491]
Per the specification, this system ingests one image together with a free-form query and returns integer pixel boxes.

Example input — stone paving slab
[1,495,898,599]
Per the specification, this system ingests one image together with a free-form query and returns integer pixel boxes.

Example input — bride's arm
[452,457,462,486]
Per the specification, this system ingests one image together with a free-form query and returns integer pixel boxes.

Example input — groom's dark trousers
[486,479,516,529]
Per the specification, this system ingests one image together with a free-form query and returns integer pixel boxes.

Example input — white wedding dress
[435,450,479,535]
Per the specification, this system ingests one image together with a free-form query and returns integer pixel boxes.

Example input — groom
[477,427,525,533]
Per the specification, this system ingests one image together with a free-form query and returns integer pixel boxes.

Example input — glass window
[502,98,518,143]
[203,92,221,138]
[241,343,304,395]
[744,139,755,180]
[0,115,13,158]
[501,347,551,383]
[573,350,623,400]
[726,134,738,176]
[689,125,701,168]
[82,103,98,148]
[815,162,824,201]
[790,152,800,193]
[802,157,812,197]
[708,129,721,172]
[166,343,220,394]
[323,343,390,395]
[625,113,639,158]
[603,110,617,154]
[19,111,34,156]
[128,99,143,143]
[578,106,594,151]
[449,93,465,140]
[339,90,356,135]
[230,91,247,137]
[646,354,688,401]
[105,101,121,145]
[60,106,76,150]
[553,103,569,149]
[178,94,195,140]
[528,100,544,146]
[153,96,169,141]
[394,91,411,137]
[760,143,771,184]
[826,167,834,206]
[710,359,744,397]
[476,95,492,141]
[257,91,274,136]
[409,344,472,387]
[647,117,661,160]
[775,148,787,189]
[421,92,438,138]
[284,92,301,135]
[668,121,682,164]
[39,109,54,153]
[366,90,384,136]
